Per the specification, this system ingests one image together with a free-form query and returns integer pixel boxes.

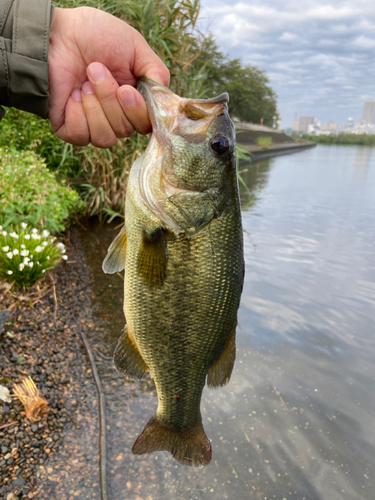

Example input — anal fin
[207,323,236,388]
[113,326,148,380]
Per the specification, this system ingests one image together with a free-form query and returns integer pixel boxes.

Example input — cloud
[353,35,375,49]
[199,0,375,126]
[279,32,299,42]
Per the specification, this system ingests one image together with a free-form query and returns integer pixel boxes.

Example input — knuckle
[117,121,135,139]
[92,133,117,149]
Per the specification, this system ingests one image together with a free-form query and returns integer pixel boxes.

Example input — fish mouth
[137,77,229,142]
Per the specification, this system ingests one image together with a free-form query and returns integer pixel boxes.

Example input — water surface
[80,145,375,500]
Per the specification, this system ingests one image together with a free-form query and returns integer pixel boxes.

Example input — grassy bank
[302,134,375,146]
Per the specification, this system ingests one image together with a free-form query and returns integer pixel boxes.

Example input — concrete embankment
[234,121,316,159]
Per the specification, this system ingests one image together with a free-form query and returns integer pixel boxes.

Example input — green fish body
[103,78,244,466]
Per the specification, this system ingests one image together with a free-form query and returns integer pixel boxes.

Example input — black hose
[79,327,109,500]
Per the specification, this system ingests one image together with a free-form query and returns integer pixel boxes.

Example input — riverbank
[235,121,316,159]
[0,230,100,500]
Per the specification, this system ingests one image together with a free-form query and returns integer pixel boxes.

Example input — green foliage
[76,134,147,221]
[257,136,273,147]
[303,134,375,146]
[0,225,67,289]
[193,35,279,126]
[0,148,85,233]
[0,108,80,175]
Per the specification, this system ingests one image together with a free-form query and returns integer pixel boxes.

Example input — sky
[199,0,375,128]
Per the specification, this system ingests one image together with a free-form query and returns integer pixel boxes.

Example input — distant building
[299,116,315,133]
[361,101,375,124]
[321,121,337,131]
[292,119,300,132]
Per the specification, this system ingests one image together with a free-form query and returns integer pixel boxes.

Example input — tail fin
[132,415,212,466]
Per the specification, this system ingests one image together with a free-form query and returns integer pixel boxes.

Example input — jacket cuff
[0,0,51,119]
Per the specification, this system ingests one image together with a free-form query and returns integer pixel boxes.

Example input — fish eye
[210,135,231,156]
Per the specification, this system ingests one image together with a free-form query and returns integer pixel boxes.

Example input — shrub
[0,108,80,175]
[0,224,67,289]
[0,148,85,234]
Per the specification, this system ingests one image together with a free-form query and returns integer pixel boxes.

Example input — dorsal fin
[102,226,127,274]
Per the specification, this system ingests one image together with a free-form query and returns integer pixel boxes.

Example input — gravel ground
[0,229,101,500]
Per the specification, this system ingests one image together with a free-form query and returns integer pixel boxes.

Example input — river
[79,144,375,500]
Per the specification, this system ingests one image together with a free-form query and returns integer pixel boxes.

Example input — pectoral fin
[102,226,127,274]
[137,228,168,287]
[207,323,236,388]
[113,325,148,380]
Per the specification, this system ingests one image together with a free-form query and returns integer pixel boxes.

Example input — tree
[193,35,279,126]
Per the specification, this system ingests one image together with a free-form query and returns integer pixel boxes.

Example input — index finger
[131,29,170,87]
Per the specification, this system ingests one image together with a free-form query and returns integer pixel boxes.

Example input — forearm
[0,0,52,120]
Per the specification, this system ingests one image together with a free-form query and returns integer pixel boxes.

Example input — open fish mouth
[137,77,229,145]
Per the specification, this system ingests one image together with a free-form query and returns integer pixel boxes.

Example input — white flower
[2,246,9,252]
[23,257,30,264]
[31,228,38,234]
[19,263,25,271]
[9,232,19,239]
[56,242,65,249]
[62,255,68,260]
[20,250,29,257]
[46,256,50,260]
[35,246,43,253]
[42,230,49,237]
[42,269,46,274]
[7,270,13,275]
[6,252,13,259]
[28,262,33,268]
[20,244,26,249]
[12,249,19,255]
[31,233,41,240]
[1,231,7,236]
[42,241,48,247]
[24,234,30,240]
[21,222,28,229]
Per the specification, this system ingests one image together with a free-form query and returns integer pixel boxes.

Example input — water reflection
[80,145,375,500]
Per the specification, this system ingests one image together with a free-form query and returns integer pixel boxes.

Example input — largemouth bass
[103,78,244,466]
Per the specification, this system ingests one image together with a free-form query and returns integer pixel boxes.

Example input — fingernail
[119,88,136,107]
[82,81,94,95]
[88,62,106,83]
[71,89,82,102]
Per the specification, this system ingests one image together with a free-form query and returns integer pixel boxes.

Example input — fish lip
[137,77,174,99]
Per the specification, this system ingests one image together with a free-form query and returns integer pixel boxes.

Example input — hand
[48,7,170,147]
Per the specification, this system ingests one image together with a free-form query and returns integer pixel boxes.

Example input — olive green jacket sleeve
[0,0,52,121]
